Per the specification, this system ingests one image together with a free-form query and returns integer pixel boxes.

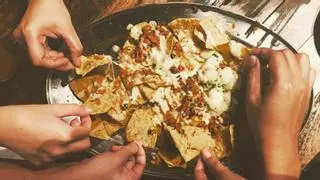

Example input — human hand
[13,0,82,71]
[0,104,91,165]
[194,149,245,180]
[246,48,316,177]
[37,142,146,180]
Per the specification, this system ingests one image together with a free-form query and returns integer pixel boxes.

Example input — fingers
[113,142,140,166]
[111,145,123,152]
[201,149,244,180]
[61,27,83,67]
[64,137,91,154]
[281,49,300,76]
[251,48,291,84]
[194,158,208,180]
[56,61,75,71]
[132,141,146,177]
[296,53,311,83]
[246,56,261,106]
[70,118,81,127]
[69,116,92,142]
[22,28,70,69]
[53,104,92,117]
[112,142,146,178]
[13,22,80,70]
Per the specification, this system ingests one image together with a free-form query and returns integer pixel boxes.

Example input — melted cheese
[150,36,180,87]
[152,87,170,114]
[130,86,144,105]
[219,67,238,90]
[129,22,148,40]
[229,40,244,59]
[199,55,222,83]
[206,88,231,115]
[202,113,211,125]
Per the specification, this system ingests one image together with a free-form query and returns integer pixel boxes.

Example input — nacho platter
[46,3,298,179]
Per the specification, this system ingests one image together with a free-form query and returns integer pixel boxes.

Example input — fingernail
[202,148,212,159]
[249,55,257,67]
[85,108,92,113]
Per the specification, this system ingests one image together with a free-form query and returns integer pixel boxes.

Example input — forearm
[257,133,301,180]
[0,161,34,180]
[0,161,83,180]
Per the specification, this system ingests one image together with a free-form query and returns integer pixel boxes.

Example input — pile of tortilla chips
[70,16,247,168]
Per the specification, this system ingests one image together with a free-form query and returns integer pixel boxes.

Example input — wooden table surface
[0,0,319,179]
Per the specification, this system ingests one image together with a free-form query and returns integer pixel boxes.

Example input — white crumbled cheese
[150,36,180,86]
[153,115,163,126]
[126,24,134,30]
[152,106,163,126]
[206,88,231,115]
[112,45,120,53]
[152,88,170,114]
[149,21,157,27]
[199,68,219,83]
[219,67,238,90]
[181,38,200,53]
[130,86,142,104]
[199,56,222,83]
[202,113,211,125]
[229,40,244,59]
[130,25,143,40]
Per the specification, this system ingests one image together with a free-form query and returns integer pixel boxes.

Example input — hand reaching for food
[40,142,146,180]
[0,104,91,165]
[246,48,316,178]
[194,149,245,180]
[13,0,82,71]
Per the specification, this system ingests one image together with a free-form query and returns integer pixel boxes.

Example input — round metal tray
[47,3,300,179]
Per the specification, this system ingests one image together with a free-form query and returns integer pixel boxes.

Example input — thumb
[246,55,261,107]
[61,26,83,67]
[53,104,92,118]
[201,149,245,180]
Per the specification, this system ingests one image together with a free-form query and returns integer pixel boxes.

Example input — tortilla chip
[169,18,200,38]
[196,17,229,49]
[130,86,146,105]
[158,130,186,168]
[126,108,162,148]
[84,77,129,115]
[211,124,233,158]
[69,75,105,102]
[76,54,112,76]
[169,18,201,54]
[118,40,137,65]
[90,118,110,140]
[84,91,118,115]
[96,114,123,135]
[164,124,215,162]
[139,85,157,101]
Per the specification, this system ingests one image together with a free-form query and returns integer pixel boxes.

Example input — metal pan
[47,3,311,179]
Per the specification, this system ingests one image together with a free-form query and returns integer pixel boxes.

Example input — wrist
[257,138,301,178]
